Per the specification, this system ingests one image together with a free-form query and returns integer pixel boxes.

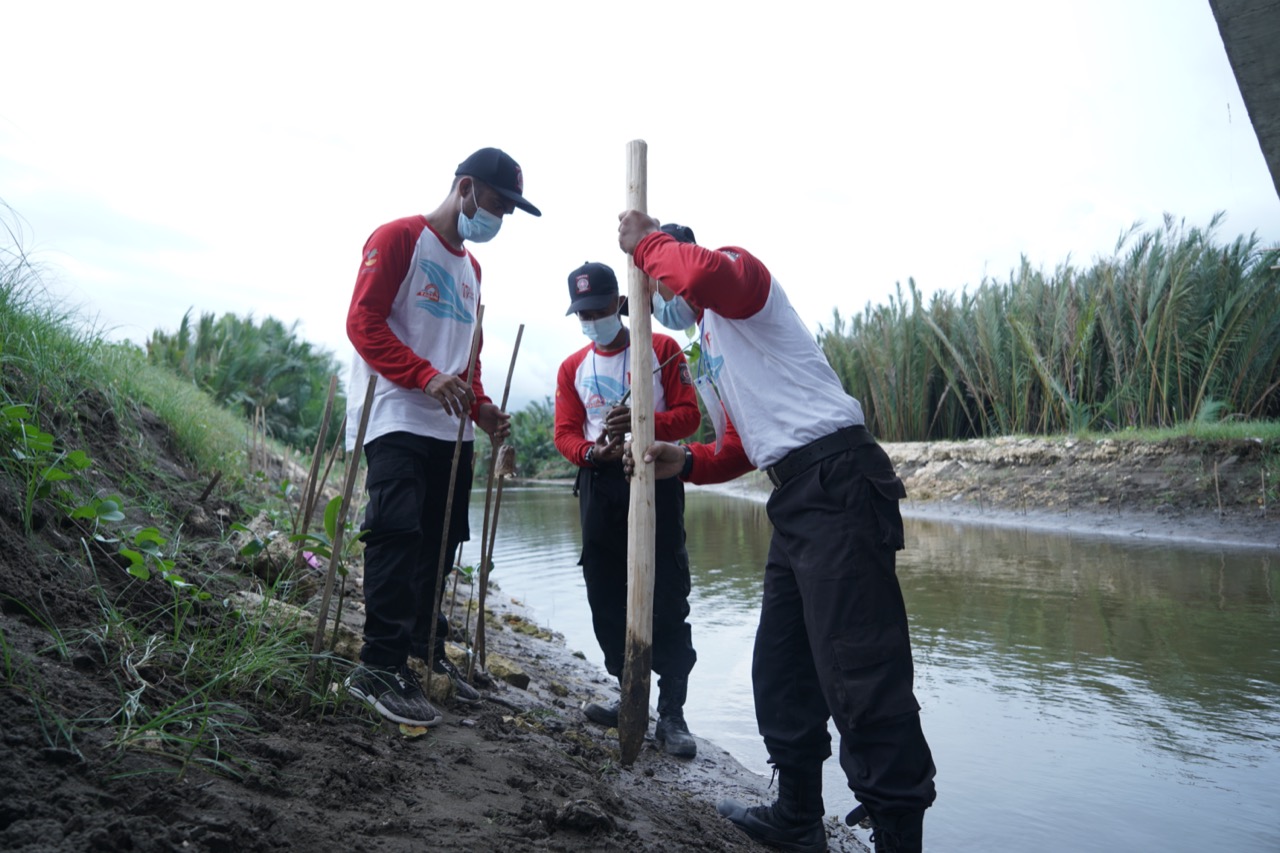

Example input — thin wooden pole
[305,375,377,693]
[471,325,524,681]
[619,138,655,766]
[473,466,508,673]
[297,375,339,537]
[425,305,485,687]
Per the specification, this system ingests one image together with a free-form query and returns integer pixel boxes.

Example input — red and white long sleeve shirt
[553,332,700,466]
[634,232,864,482]
[345,215,491,449]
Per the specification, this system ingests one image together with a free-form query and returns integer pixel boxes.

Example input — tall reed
[820,214,1280,441]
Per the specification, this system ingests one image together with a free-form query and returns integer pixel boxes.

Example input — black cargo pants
[754,429,937,817]
[358,431,472,668]
[576,462,697,681]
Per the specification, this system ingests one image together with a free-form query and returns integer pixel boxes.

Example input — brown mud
[2,419,1275,853]
[0,398,870,853]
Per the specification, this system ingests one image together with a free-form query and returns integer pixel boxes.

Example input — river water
[466,482,1280,852]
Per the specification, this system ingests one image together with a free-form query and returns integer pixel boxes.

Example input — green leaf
[64,449,92,470]
[41,466,72,483]
[119,549,150,580]
[132,527,167,548]
[323,495,343,540]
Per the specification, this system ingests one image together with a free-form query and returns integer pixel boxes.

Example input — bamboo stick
[305,375,377,692]
[424,306,485,687]
[471,325,524,680]
[619,139,656,766]
[297,375,339,537]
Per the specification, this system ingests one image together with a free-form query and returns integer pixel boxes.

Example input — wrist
[584,445,596,466]
[679,445,694,479]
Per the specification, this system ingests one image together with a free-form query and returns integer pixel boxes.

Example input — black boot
[655,675,697,758]
[717,765,826,853]
[583,676,620,727]
[862,809,924,853]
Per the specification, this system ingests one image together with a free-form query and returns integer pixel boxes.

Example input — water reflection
[472,483,1280,852]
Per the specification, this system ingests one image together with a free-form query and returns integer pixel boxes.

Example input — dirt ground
[0,399,871,853]
[884,434,1280,550]
[1,422,1275,853]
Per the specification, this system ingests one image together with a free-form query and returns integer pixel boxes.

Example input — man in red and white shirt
[343,148,536,729]
[553,260,702,757]
[620,214,936,853]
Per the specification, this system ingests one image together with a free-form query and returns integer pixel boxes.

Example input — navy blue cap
[455,148,541,216]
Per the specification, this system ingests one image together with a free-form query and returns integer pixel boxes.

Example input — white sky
[3,0,1278,412]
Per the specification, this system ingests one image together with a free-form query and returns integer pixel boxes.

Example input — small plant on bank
[287,494,366,575]
[1,403,93,533]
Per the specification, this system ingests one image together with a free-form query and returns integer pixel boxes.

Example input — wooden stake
[297,375,339,537]
[473,466,509,675]
[619,139,656,766]
[472,325,525,680]
[305,375,377,692]
[425,306,486,685]
[1214,460,1223,522]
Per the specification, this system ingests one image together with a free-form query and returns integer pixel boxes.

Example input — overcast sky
[3,0,1278,411]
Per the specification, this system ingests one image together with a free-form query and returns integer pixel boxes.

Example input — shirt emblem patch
[414,259,475,323]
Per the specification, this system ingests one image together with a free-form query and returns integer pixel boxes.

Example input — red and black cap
[455,148,541,216]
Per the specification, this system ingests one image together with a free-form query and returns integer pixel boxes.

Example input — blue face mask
[457,185,503,243]
[580,312,623,346]
[652,291,697,331]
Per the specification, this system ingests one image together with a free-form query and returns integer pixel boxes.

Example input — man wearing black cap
[619,214,936,853]
[343,147,539,728]
[552,260,702,757]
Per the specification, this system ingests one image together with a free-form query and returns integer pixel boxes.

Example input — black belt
[765,425,875,489]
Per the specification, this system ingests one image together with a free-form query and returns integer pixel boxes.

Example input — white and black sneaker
[346,664,443,727]
[433,655,483,705]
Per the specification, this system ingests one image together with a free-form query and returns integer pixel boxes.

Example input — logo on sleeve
[364,248,379,267]
[678,363,693,386]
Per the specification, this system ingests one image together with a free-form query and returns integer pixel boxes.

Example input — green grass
[2,203,344,777]
[1075,420,1280,443]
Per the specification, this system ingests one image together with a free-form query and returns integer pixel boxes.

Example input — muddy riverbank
[705,433,1280,552]
[3,431,1275,853]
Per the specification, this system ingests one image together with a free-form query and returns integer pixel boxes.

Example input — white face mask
[580,312,623,346]
[457,184,503,243]
[652,291,697,331]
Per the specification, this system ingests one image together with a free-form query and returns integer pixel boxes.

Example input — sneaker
[433,655,482,705]
[716,799,827,853]
[583,698,620,727]
[655,714,697,758]
[346,664,443,727]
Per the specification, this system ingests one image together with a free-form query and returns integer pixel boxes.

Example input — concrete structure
[1210,0,1280,201]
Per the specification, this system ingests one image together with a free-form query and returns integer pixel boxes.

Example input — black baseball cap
[660,223,696,244]
[566,262,628,316]
[455,148,541,216]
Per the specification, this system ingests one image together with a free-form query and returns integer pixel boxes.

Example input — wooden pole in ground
[305,374,377,693]
[619,139,655,766]
[471,325,525,681]
[297,375,339,538]
[425,306,486,687]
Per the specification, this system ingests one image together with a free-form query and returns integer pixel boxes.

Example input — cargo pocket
[829,623,919,725]
[867,473,906,551]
